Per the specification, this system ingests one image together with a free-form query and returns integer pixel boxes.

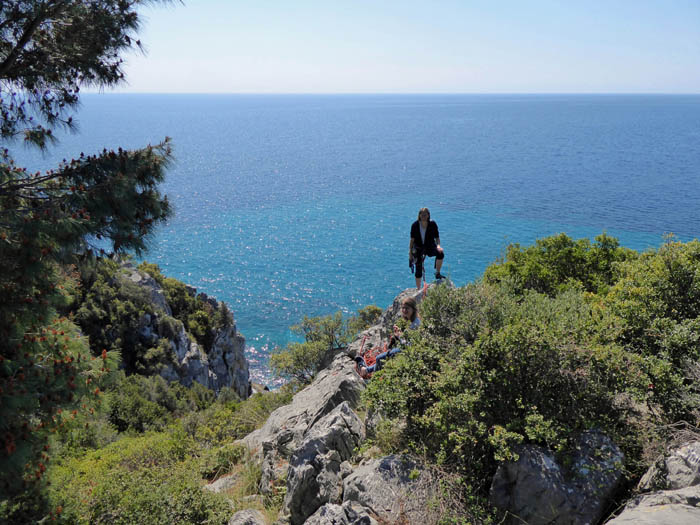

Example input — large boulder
[638,441,700,492]
[241,353,364,459]
[489,430,624,525]
[606,441,700,524]
[227,509,266,525]
[240,352,365,504]
[305,501,378,525]
[605,486,700,524]
[342,455,435,523]
[281,402,364,524]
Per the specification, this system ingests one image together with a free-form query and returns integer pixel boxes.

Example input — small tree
[270,305,382,384]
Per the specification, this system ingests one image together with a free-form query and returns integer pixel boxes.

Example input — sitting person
[356,297,420,379]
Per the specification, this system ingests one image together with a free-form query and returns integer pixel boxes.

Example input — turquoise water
[13,94,700,385]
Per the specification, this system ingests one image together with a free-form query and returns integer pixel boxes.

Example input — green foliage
[605,238,700,365]
[199,442,246,480]
[1,1,177,496]
[366,234,699,494]
[371,418,405,455]
[418,280,515,345]
[269,341,325,385]
[0,308,120,496]
[485,232,635,296]
[348,304,383,335]
[182,388,294,447]
[106,373,218,434]
[47,429,230,525]
[33,384,292,524]
[270,305,383,383]
[108,381,168,434]
[0,376,292,523]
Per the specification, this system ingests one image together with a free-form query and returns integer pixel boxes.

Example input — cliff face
[122,262,250,399]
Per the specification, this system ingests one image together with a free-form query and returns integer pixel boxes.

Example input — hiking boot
[435,272,446,280]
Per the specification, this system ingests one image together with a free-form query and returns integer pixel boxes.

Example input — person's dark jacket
[410,220,440,249]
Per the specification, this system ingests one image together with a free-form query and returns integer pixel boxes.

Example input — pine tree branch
[0,2,71,79]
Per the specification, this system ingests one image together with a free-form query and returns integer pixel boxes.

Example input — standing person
[357,297,420,378]
[409,207,445,289]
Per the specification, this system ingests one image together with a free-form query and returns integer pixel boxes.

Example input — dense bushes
[0,371,294,524]
[484,232,636,295]
[365,234,700,496]
[47,429,232,525]
[42,382,294,525]
[604,238,700,365]
[107,374,214,433]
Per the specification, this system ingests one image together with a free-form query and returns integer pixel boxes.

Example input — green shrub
[105,374,222,434]
[364,283,673,489]
[47,429,230,525]
[605,238,700,365]
[418,280,515,345]
[348,304,383,335]
[108,382,169,433]
[199,442,246,480]
[182,388,293,446]
[485,232,635,296]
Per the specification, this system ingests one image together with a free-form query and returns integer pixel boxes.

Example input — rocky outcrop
[228,509,267,525]
[240,353,364,460]
[305,501,377,525]
[234,285,634,525]
[489,430,624,525]
[239,354,364,524]
[121,262,250,399]
[638,441,700,492]
[607,441,700,524]
[342,455,435,523]
[281,402,364,524]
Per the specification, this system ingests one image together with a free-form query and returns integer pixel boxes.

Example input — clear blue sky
[117,0,700,93]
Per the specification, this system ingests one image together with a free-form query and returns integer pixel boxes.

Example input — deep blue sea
[13,94,700,386]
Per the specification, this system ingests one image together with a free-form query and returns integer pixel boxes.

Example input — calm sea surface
[13,94,700,385]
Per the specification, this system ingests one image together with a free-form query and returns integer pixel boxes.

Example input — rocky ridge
[122,261,250,399]
[228,284,700,524]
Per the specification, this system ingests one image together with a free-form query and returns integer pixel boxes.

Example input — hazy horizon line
[87,91,700,96]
